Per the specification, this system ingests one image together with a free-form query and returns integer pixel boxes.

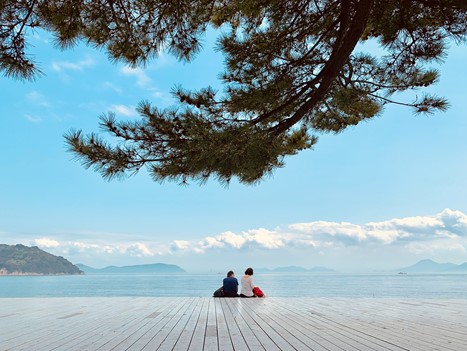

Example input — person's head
[245,267,253,276]
[227,270,235,277]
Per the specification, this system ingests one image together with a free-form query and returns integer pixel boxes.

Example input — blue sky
[1,29,466,273]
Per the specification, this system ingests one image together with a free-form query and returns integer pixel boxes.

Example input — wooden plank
[187,295,209,351]
[203,297,219,351]
[222,298,265,350]
[213,298,234,351]
[238,298,313,351]
[227,299,282,351]
[126,297,193,351]
[96,297,188,351]
[155,297,202,351]
[172,298,206,351]
[215,299,249,351]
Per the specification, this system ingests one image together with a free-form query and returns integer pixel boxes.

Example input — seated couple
[222,267,261,298]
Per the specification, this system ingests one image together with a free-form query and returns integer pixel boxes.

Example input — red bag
[253,286,264,297]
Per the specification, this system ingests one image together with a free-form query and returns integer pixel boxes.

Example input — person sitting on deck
[222,270,239,297]
[240,267,256,298]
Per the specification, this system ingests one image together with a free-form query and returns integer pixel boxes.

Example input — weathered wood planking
[0,297,466,351]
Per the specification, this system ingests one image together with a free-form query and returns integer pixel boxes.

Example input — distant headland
[0,244,83,276]
[397,259,467,273]
[76,263,186,274]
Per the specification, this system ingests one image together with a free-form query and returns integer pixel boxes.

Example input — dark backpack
[213,287,224,297]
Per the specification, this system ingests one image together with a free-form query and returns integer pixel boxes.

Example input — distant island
[76,263,186,274]
[397,259,467,273]
[0,244,83,275]
[256,265,336,273]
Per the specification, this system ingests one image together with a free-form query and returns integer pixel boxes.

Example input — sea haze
[1,273,466,299]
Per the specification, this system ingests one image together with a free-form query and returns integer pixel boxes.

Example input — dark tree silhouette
[2,0,466,184]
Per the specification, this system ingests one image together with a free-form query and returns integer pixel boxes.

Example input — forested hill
[0,244,83,275]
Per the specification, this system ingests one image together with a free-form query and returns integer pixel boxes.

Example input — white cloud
[126,243,153,257]
[436,208,467,236]
[26,91,48,107]
[151,90,164,98]
[366,215,442,233]
[27,209,467,268]
[24,113,43,123]
[71,242,101,250]
[172,240,190,250]
[245,228,285,249]
[103,82,123,94]
[51,57,95,71]
[120,66,151,87]
[365,229,404,244]
[169,208,467,254]
[151,51,175,69]
[34,238,60,248]
[33,238,171,261]
[110,104,136,117]
[174,228,285,254]
[217,231,247,249]
[290,221,366,243]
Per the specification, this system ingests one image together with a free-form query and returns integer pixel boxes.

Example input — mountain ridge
[398,259,467,273]
[76,263,186,273]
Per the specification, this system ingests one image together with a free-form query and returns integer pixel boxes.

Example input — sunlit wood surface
[1,297,466,350]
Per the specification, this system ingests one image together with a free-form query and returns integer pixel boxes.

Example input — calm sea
[0,273,466,298]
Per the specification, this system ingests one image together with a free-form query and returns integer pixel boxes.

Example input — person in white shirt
[240,267,255,297]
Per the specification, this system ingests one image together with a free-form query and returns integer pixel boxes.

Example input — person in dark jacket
[223,270,239,297]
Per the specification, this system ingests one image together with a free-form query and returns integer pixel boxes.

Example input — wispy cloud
[110,104,136,117]
[26,91,49,107]
[103,82,123,94]
[51,57,95,71]
[24,113,43,123]
[148,88,165,99]
[23,91,48,122]
[120,66,151,87]
[33,239,171,263]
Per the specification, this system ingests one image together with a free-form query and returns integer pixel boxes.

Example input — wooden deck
[0,297,466,350]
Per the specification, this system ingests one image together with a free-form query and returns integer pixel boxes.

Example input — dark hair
[245,267,253,276]
[227,270,234,277]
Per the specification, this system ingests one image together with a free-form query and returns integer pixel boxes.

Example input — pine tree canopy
[2,0,466,184]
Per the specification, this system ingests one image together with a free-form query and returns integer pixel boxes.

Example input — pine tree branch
[271,0,375,135]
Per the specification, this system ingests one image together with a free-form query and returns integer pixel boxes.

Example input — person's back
[222,271,239,297]
[240,267,255,297]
